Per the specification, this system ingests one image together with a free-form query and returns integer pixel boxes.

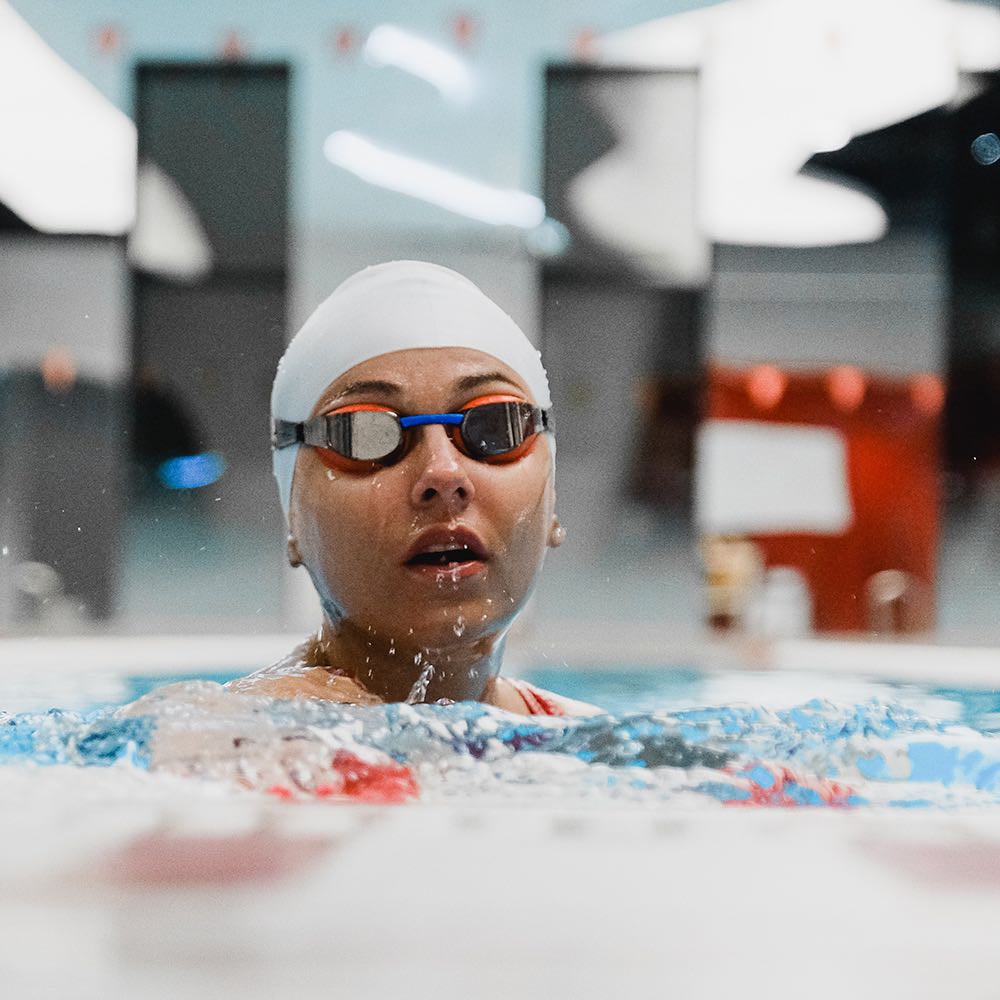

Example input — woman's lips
[406,558,486,581]
[403,526,489,580]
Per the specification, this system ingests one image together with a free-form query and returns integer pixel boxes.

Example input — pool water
[4,665,1000,810]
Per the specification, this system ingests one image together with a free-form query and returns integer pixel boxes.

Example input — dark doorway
[129,61,289,626]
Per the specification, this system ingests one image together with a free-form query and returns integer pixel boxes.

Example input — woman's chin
[397,613,507,653]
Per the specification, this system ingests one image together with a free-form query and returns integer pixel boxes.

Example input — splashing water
[7,677,1000,809]
[405,654,435,704]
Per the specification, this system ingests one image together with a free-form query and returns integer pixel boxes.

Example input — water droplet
[1,547,7,557]
[453,615,466,637]
[326,469,336,481]
[972,132,1000,166]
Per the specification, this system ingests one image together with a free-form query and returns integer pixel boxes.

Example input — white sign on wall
[694,419,853,536]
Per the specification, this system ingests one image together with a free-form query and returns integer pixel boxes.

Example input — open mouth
[404,530,489,579]
[406,547,481,568]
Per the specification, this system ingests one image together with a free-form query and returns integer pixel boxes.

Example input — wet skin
[238,347,562,707]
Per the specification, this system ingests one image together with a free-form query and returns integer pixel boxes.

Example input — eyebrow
[452,372,521,393]
[332,379,403,400]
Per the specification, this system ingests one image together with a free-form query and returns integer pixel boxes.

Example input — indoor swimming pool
[6,651,1000,810]
[4,634,1000,999]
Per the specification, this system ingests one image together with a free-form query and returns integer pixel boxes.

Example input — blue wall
[10,0,711,239]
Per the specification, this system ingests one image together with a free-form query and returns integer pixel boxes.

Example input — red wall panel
[705,365,942,633]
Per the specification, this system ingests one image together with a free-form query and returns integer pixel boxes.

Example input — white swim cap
[271,260,552,517]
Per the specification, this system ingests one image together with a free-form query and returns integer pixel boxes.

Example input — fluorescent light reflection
[363,24,476,104]
[0,0,136,233]
[596,0,1000,247]
[324,130,545,228]
[128,161,213,282]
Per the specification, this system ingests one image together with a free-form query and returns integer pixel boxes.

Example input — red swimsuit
[506,678,567,716]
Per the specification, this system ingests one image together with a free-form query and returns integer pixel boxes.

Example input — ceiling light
[363,24,476,104]
[324,130,544,228]
[0,0,135,234]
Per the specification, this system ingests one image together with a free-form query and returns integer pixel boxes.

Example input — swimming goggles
[272,399,552,464]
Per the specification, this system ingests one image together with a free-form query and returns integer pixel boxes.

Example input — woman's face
[287,347,558,649]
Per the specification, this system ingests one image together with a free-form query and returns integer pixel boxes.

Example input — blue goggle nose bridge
[398,413,466,429]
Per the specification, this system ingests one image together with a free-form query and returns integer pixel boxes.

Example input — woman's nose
[409,425,475,513]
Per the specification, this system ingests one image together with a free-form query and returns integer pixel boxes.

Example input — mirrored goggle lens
[460,401,534,456]
[328,409,403,461]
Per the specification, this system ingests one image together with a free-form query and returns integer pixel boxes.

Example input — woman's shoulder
[487,677,603,717]
[227,638,383,704]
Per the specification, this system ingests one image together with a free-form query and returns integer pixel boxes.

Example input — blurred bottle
[701,535,763,632]
[865,569,933,635]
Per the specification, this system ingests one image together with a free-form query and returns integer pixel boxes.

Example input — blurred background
[2,0,1000,648]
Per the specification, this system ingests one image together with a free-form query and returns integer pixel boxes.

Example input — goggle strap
[272,418,303,449]
[272,416,351,451]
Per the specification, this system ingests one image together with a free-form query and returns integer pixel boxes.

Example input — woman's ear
[287,533,303,567]
[548,517,566,548]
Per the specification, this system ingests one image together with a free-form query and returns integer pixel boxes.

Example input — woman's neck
[310,619,508,704]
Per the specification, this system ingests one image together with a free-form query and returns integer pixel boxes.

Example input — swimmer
[229,261,599,716]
